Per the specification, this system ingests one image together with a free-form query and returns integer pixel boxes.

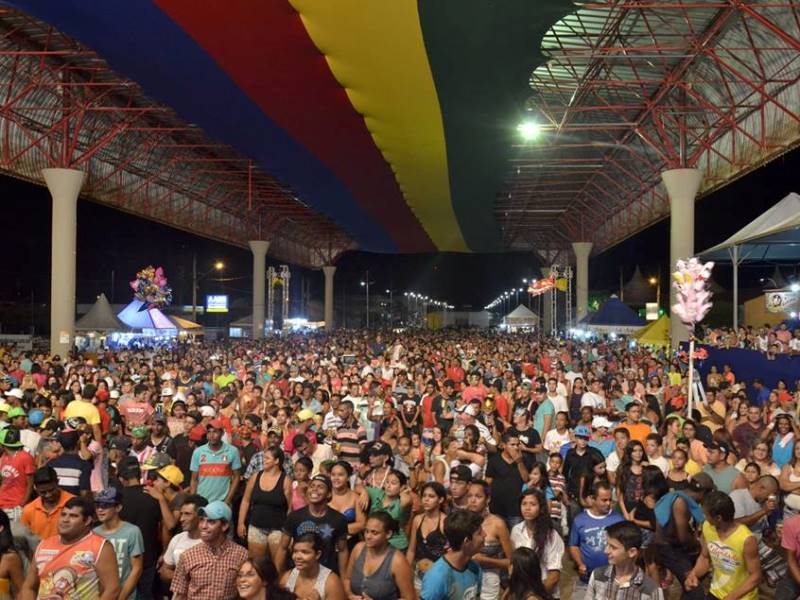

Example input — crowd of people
[0,329,798,599]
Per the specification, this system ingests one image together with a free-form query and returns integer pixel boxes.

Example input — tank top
[34,532,107,600]
[701,521,757,600]
[429,456,450,487]
[292,480,308,511]
[415,516,447,562]
[703,465,739,494]
[350,547,398,600]
[286,565,332,599]
[250,470,289,530]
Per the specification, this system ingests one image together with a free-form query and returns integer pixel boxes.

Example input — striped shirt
[335,420,366,465]
[190,443,240,503]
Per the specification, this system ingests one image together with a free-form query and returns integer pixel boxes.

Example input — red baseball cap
[188,425,206,442]
[206,418,225,430]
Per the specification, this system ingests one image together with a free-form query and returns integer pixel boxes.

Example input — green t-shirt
[366,486,409,550]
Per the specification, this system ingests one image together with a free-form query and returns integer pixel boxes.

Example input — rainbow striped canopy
[6,0,572,252]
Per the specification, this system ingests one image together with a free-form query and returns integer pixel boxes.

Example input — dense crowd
[0,329,797,599]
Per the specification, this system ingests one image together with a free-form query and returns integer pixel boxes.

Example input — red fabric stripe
[155,0,434,252]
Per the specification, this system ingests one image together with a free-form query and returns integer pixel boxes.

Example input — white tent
[700,192,800,329]
[75,293,125,332]
[503,304,539,329]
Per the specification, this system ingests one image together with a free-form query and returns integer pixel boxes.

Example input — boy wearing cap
[171,500,248,600]
[702,442,747,494]
[449,465,473,511]
[94,488,145,600]
[64,383,102,443]
[0,427,34,520]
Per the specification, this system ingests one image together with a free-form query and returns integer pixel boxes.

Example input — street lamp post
[192,253,224,322]
[649,273,661,307]
[360,271,371,329]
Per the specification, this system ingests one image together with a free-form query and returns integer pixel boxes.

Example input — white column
[322,265,336,329]
[248,240,269,339]
[572,242,592,322]
[541,267,553,333]
[662,168,703,348]
[43,168,85,358]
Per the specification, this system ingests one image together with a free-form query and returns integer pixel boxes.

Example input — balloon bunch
[130,265,173,309]
[671,258,714,333]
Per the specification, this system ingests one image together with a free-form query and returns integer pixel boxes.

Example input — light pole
[649,273,661,308]
[192,255,224,322]
[360,271,372,329]
[385,288,393,326]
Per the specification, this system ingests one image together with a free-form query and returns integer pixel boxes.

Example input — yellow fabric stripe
[288,0,468,252]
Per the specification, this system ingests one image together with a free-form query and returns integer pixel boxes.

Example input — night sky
[1,145,799,329]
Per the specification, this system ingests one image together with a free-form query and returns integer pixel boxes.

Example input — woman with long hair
[0,511,23,599]
[738,440,780,477]
[617,440,647,520]
[503,547,551,600]
[509,489,564,596]
[406,481,447,592]
[766,414,795,470]
[661,415,683,458]
[238,446,292,563]
[280,533,345,600]
[237,556,296,600]
[343,512,415,600]
[466,480,514,600]
[578,454,609,509]
[328,461,365,546]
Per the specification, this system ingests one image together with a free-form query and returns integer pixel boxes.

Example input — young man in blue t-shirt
[568,481,625,598]
[421,509,485,600]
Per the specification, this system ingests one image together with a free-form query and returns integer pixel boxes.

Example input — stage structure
[266,265,292,331]
[529,265,573,335]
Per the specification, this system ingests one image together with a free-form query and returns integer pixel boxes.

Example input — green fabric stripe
[418,0,573,252]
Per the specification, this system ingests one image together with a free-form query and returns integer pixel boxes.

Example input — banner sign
[765,290,800,313]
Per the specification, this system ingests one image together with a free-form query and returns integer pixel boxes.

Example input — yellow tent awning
[634,315,670,348]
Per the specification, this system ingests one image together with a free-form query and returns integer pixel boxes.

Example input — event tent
[117,299,176,330]
[503,304,539,329]
[700,192,800,329]
[622,266,653,305]
[634,315,670,348]
[579,296,645,334]
[75,293,125,332]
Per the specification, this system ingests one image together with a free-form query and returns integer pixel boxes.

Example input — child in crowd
[586,520,664,599]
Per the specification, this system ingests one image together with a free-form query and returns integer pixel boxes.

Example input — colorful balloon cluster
[130,266,173,309]
[671,258,714,332]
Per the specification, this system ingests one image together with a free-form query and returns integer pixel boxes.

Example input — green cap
[130,426,150,439]
[7,407,26,420]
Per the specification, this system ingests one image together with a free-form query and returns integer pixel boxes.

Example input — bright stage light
[517,120,541,141]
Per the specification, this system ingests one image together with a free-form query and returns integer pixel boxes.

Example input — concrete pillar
[248,240,269,339]
[322,265,336,329]
[540,267,553,333]
[43,168,85,358]
[662,168,703,347]
[572,242,592,322]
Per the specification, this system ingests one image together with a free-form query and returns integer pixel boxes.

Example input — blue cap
[199,500,232,522]
[95,487,122,506]
[28,409,44,426]
[574,425,591,439]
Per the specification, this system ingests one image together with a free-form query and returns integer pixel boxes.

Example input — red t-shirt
[0,449,35,508]
[421,394,436,429]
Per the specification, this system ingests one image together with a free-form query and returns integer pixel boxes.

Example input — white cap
[199,405,216,418]
[4,389,23,400]
[160,372,173,381]
[592,416,614,430]
[109,390,121,399]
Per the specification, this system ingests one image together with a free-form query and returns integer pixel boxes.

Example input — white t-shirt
[581,392,605,411]
[544,428,571,453]
[548,393,568,415]
[163,532,203,567]
[647,455,670,476]
[790,338,800,352]
[606,451,622,473]
[565,371,583,384]
[510,524,565,599]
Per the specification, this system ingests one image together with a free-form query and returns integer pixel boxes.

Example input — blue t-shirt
[568,510,625,582]
[753,387,770,407]
[190,442,241,503]
[589,438,616,458]
[94,521,144,600]
[533,399,555,437]
[421,557,482,600]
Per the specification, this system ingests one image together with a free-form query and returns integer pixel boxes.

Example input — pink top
[291,481,307,511]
